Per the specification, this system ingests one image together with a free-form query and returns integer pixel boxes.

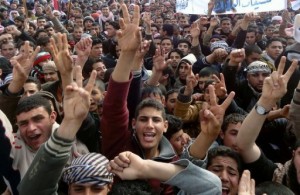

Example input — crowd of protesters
[0,0,300,194]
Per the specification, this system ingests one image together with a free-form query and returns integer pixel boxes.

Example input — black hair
[25,77,42,91]
[255,181,294,195]
[207,146,243,175]
[177,39,192,49]
[135,98,166,120]
[16,94,52,116]
[221,113,246,132]
[141,86,164,101]
[266,37,283,48]
[162,24,174,36]
[92,37,102,46]
[108,180,153,195]
[244,44,262,56]
[164,114,182,140]
[107,20,120,30]
[165,89,179,102]
[168,48,184,59]
[17,40,36,50]
[199,66,219,78]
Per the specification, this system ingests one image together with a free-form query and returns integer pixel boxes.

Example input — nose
[146,119,154,128]
[219,170,229,183]
[27,121,37,132]
[258,74,264,81]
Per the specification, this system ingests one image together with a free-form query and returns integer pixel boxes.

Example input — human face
[177,43,189,56]
[207,156,240,195]
[182,27,190,37]
[220,123,241,152]
[18,6,25,15]
[46,27,55,36]
[105,24,116,38]
[179,18,188,28]
[90,44,103,58]
[90,86,103,112]
[84,20,93,30]
[293,147,300,184]
[161,39,173,54]
[165,92,178,114]
[169,51,181,69]
[28,26,36,36]
[265,27,274,38]
[1,42,16,60]
[37,19,46,28]
[75,19,84,28]
[178,62,190,80]
[266,41,283,60]
[198,76,212,91]
[0,34,13,43]
[169,129,185,155]
[151,26,158,35]
[101,7,110,17]
[37,32,49,39]
[245,52,261,65]
[22,83,39,98]
[73,28,83,40]
[221,20,232,34]
[17,107,55,151]
[132,107,168,153]
[14,20,23,28]
[93,62,106,80]
[246,32,256,45]
[155,18,163,28]
[44,70,59,82]
[69,183,110,195]
[247,72,270,92]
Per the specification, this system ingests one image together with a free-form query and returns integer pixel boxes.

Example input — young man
[237,57,300,194]
[18,67,100,195]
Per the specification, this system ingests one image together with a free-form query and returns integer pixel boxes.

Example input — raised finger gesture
[200,85,235,138]
[152,47,167,72]
[213,73,227,99]
[117,3,141,52]
[190,22,200,38]
[260,57,297,109]
[238,170,255,195]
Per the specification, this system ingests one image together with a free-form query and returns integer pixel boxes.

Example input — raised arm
[236,57,297,163]
[108,151,222,195]
[18,67,96,195]
[101,3,142,160]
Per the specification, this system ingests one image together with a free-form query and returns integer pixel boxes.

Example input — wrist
[256,98,274,112]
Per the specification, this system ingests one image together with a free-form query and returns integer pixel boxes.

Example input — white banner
[176,0,287,15]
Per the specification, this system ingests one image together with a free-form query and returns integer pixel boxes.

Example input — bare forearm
[56,119,83,140]
[143,160,184,181]
[112,52,135,82]
[8,79,26,94]
[189,132,215,160]
[146,71,161,86]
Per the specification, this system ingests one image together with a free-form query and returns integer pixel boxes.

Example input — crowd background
[0,0,300,194]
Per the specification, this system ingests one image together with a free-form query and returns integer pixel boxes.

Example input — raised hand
[132,40,151,71]
[238,170,255,195]
[190,22,200,38]
[117,3,141,53]
[152,47,168,72]
[45,5,54,19]
[210,17,219,28]
[57,66,96,139]
[229,48,245,65]
[63,66,96,122]
[200,85,235,138]
[8,41,40,93]
[213,73,227,99]
[259,57,297,110]
[74,37,92,63]
[108,151,145,180]
[5,25,21,36]
[184,65,198,95]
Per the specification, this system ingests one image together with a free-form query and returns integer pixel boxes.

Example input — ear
[161,96,165,105]
[50,111,57,123]
[131,118,136,129]
[163,120,168,133]
[103,91,107,97]
[220,130,225,140]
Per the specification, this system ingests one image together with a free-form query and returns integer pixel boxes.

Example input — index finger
[208,85,217,106]
[277,56,286,76]
[132,5,140,25]
[121,3,130,24]
[283,59,297,81]
[84,70,97,94]
[221,91,235,110]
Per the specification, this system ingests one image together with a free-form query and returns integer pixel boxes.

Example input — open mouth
[143,132,156,142]
[222,187,229,195]
[28,134,41,142]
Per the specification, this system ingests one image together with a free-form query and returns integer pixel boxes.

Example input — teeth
[144,133,155,137]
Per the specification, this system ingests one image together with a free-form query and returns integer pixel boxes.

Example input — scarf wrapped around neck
[99,12,114,23]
